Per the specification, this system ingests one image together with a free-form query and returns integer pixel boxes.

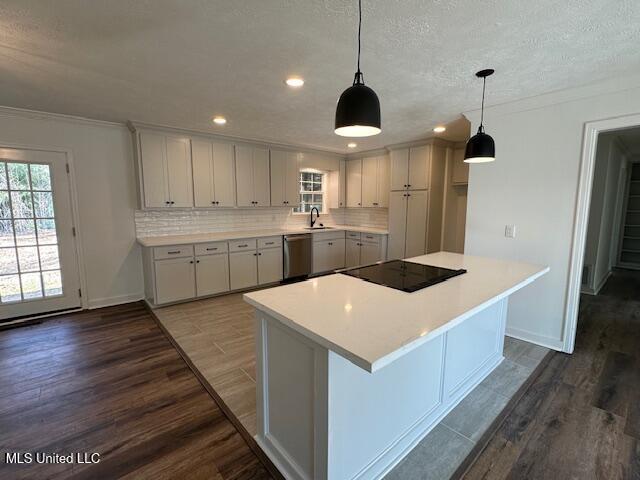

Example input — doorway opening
[566,114,640,352]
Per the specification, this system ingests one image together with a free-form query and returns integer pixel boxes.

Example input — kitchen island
[243,252,548,480]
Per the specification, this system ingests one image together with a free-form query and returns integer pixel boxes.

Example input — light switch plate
[505,225,516,238]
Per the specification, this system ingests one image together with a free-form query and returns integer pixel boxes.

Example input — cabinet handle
[238,244,248,248]
[253,253,257,256]
[403,184,407,188]
[189,260,194,264]
[170,201,175,204]
[196,260,200,263]
[328,242,333,246]
[258,252,262,256]
[357,202,361,206]
[165,201,171,205]
[206,247,218,251]
[167,251,181,254]
[265,242,274,245]
[407,184,411,187]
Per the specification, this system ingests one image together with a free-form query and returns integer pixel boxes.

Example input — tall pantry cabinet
[387,143,446,259]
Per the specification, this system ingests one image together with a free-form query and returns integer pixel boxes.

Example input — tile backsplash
[135,207,388,237]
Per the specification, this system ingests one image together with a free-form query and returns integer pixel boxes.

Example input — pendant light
[335,0,381,137]
[464,69,495,163]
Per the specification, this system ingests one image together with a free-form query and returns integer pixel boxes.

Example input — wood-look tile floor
[153,294,258,436]
[464,269,640,480]
[0,302,271,480]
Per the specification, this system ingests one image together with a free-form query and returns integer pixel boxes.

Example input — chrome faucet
[310,207,320,228]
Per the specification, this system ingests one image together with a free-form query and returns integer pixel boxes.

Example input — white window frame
[293,170,326,214]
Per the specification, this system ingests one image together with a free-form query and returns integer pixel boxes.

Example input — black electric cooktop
[341,260,467,293]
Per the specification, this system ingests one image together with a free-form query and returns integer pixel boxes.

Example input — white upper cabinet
[390,146,430,191]
[270,150,300,207]
[451,147,469,185]
[192,139,236,207]
[139,131,193,208]
[346,159,362,207]
[361,155,389,208]
[236,145,271,207]
[408,145,431,190]
[390,148,409,191]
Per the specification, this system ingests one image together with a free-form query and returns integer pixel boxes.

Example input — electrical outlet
[505,225,516,238]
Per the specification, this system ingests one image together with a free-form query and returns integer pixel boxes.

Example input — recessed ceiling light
[347,142,357,148]
[433,126,446,133]
[285,77,304,88]
[212,116,227,125]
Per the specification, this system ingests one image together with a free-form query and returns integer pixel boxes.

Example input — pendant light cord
[354,0,364,85]
[479,76,486,130]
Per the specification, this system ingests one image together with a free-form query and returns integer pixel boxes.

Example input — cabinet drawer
[258,236,282,249]
[312,230,345,242]
[361,233,381,245]
[195,242,228,256]
[153,245,194,260]
[229,238,257,252]
[346,231,361,240]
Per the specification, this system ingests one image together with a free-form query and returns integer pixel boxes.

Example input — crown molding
[128,120,346,159]
[0,105,124,129]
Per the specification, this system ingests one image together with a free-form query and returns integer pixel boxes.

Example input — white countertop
[244,252,549,373]
[137,225,389,247]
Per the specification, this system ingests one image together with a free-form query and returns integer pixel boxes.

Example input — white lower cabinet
[313,237,346,274]
[196,254,230,297]
[345,238,361,268]
[258,248,283,285]
[360,241,382,265]
[155,257,196,304]
[229,250,259,291]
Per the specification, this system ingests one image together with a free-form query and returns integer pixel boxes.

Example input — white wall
[583,135,627,293]
[0,107,143,309]
[464,74,640,350]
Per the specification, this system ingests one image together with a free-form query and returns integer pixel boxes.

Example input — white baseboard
[593,270,612,295]
[87,293,144,310]
[506,327,564,351]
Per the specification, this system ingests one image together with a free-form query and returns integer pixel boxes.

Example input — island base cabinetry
[254,299,508,480]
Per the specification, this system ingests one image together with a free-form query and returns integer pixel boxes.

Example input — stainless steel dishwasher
[283,233,312,279]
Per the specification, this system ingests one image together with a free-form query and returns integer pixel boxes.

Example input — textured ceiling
[0,0,638,153]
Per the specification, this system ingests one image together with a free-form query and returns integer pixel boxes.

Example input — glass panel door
[0,148,81,321]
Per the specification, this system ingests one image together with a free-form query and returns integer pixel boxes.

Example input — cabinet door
[253,147,271,206]
[235,145,255,207]
[139,132,169,208]
[285,153,300,206]
[196,254,230,297]
[312,241,328,274]
[258,248,283,285]
[166,136,193,207]
[192,139,215,207]
[328,238,346,271]
[377,155,390,207]
[361,156,378,207]
[405,190,429,258]
[338,159,346,208]
[229,251,258,290]
[345,238,361,268]
[270,150,288,206]
[388,191,408,259]
[155,257,195,304]
[360,241,381,265]
[451,147,469,185]
[408,145,430,191]
[346,159,362,207]
[390,148,409,191]
[213,143,236,206]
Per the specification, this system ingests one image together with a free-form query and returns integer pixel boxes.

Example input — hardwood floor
[0,302,272,480]
[463,269,640,480]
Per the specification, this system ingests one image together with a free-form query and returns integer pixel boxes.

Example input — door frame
[0,139,88,313]
[565,112,640,353]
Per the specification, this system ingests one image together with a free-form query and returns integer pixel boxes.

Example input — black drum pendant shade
[464,126,495,163]
[335,0,381,137]
[465,69,496,163]
[335,74,381,137]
